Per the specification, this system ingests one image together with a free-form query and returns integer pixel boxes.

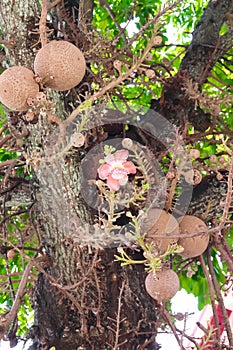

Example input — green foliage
[180,265,211,310]
[178,248,228,310]
[0,104,7,128]
[0,255,35,336]
[0,149,18,162]
[163,0,209,43]
[17,296,34,336]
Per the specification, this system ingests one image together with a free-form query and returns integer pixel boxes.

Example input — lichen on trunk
[0,0,41,67]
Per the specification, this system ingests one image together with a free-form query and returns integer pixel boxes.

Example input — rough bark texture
[1,1,159,349]
[33,153,159,349]
[33,249,159,349]
[0,0,40,67]
[155,0,233,130]
[180,0,233,83]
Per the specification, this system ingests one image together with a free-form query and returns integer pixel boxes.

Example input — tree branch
[39,0,48,47]
[199,254,221,347]
[206,246,233,347]
[0,260,34,339]
[180,0,233,84]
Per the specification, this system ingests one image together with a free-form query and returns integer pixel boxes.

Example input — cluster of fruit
[0,40,86,112]
[142,208,209,303]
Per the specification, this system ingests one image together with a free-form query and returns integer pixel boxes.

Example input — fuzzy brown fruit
[142,208,179,254]
[145,269,180,303]
[7,249,15,259]
[178,215,209,258]
[34,40,86,91]
[0,66,39,111]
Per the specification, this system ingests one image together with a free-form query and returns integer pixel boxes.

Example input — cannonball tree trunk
[34,157,159,349]
[0,1,159,349]
[34,242,159,349]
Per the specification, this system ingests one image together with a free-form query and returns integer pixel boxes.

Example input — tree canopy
[0,0,233,349]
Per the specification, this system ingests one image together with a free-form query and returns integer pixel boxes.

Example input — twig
[213,235,233,275]
[64,27,168,128]
[218,153,233,231]
[196,322,216,350]
[196,321,210,335]
[2,158,18,186]
[199,255,221,346]
[107,281,127,348]
[93,267,102,328]
[99,0,127,44]
[0,134,12,148]
[0,123,9,136]
[39,0,48,47]
[160,306,186,350]
[206,246,233,347]
[0,272,36,278]
[0,159,18,170]
[0,237,85,318]
[0,259,34,338]
[103,0,183,64]
[47,0,62,11]
[137,334,157,350]
[55,250,99,290]
[0,207,33,228]
[112,280,126,350]
[175,326,199,349]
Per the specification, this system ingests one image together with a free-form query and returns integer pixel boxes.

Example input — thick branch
[0,260,34,339]
[180,0,233,84]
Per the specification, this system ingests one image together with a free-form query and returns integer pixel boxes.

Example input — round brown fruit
[7,249,15,259]
[0,66,39,111]
[34,40,86,91]
[142,208,179,254]
[145,269,180,303]
[178,215,209,258]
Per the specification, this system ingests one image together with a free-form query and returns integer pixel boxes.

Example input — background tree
[0,0,233,349]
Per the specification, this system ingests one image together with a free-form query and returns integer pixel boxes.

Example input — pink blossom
[97,149,136,191]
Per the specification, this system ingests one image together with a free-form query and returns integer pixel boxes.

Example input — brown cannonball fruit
[145,269,180,302]
[34,40,86,91]
[0,66,39,111]
[178,215,209,258]
[142,208,179,253]
[189,148,200,159]
[7,249,15,259]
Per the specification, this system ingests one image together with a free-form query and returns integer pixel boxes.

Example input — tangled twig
[39,0,48,47]
[107,280,127,349]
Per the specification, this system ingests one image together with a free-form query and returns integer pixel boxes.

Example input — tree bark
[34,153,159,349]
[0,1,159,349]
[155,0,233,130]
[180,0,233,84]
[0,0,40,67]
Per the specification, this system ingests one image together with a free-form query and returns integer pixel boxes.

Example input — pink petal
[97,163,112,179]
[114,149,129,161]
[119,176,128,186]
[111,168,128,180]
[107,159,123,167]
[107,175,120,191]
[123,161,137,174]
[105,154,115,163]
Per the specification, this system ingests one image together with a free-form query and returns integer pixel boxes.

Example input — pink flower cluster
[97,149,136,191]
